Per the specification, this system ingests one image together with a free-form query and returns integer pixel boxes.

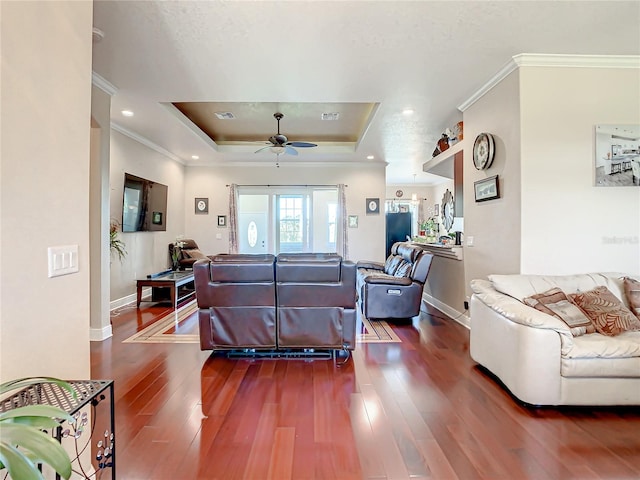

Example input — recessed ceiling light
[367,155,374,160]
[402,108,414,116]
[121,110,134,117]
[191,155,199,160]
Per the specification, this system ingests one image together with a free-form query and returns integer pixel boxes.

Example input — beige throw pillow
[623,277,640,320]
[523,287,595,336]
[569,286,640,336]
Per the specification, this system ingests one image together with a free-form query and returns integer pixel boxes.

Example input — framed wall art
[195,198,209,214]
[217,215,227,227]
[474,175,500,202]
[348,215,358,228]
[365,198,380,215]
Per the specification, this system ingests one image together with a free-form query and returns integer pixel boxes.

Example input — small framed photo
[434,204,439,216]
[152,211,163,225]
[348,215,358,228]
[195,197,209,214]
[217,215,227,227]
[474,175,500,202]
[365,198,380,215]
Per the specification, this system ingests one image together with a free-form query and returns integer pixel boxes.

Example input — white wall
[519,66,640,275]
[0,1,93,381]
[463,69,522,293]
[184,163,386,262]
[109,131,186,301]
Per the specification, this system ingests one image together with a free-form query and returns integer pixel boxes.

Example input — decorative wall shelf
[412,242,463,261]
[422,139,466,179]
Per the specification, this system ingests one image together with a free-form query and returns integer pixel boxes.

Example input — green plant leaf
[0,377,77,400]
[0,423,71,479]
[1,416,61,429]
[0,443,44,480]
[0,405,73,424]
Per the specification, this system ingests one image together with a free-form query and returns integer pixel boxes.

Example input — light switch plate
[48,245,79,277]
[466,236,474,247]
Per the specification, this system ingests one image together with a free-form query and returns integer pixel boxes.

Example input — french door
[237,187,338,254]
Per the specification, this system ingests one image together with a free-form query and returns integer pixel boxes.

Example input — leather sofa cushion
[183,248,207,259]
[276,253,342,282]
[384,256,404,275]
[209,254,275,282]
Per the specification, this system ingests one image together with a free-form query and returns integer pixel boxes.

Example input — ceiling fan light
[270,146,286,154]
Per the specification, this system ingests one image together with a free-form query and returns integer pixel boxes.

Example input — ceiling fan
[255,112,317,156]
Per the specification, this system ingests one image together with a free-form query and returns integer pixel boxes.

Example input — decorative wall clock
[473,132,496,170]
[395,189,403,198]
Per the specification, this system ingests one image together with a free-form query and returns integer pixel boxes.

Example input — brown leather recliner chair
[168,239,204,270]
[276,253,357,350]
[194,254,277,351]
[356,242,434,319]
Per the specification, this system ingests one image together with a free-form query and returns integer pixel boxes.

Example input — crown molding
[458,54,640,112]
[91,71,118,96]
[110,122,184,164]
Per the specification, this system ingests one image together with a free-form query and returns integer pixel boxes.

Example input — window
[237,186,339,254]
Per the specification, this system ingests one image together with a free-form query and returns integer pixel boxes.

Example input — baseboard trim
[90,325,113,342]
[422,293,470,329]
[110,289,149,311]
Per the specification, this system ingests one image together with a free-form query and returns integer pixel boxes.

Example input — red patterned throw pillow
[623,277,640,320]
[569,286,640,336]
[523,287,595,336]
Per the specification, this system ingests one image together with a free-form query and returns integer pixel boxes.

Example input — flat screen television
[121,173,168,232]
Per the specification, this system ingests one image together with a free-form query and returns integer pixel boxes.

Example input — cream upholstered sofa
[470,273,640,406]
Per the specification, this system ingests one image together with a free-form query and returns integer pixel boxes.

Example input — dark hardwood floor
[91,302,640,479]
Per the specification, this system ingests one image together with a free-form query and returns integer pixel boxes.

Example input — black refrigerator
[385,212,412,257]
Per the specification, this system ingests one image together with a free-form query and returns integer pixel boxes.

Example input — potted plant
[0,377,76,480]
[109,220,126,262]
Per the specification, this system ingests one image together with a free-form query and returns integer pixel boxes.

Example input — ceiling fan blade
[285,146,298,156]
[255,146,272,153]
[287,141,317,148]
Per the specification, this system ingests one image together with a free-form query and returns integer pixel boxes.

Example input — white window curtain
[228,183,239,253]
[337,183,348,259]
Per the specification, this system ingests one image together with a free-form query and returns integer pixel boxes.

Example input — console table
[0,379,115,479]
[136,271,195,309]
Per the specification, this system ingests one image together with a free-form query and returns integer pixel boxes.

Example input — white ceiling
[92,1,640,185]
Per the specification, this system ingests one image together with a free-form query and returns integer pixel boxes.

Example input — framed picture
[434,204,439,216]
[348,215,358,228]
[195,197,209,214]
[152,211,163,225]
[474,175,500,202]
[217,215,227,227]
[365,198,380,215]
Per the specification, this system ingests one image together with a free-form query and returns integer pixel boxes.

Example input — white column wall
[0,1,93,381]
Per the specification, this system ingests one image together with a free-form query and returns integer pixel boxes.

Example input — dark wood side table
[136,271,195,309]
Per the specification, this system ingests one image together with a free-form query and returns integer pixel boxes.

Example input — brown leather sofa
[276,253,357,350]
[356,242,433,319]
[194,254,277,350]
[194,253,357,353]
